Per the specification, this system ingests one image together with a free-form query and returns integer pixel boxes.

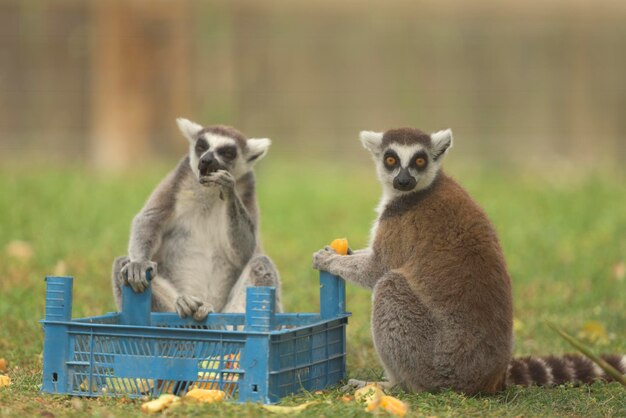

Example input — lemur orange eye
[415,157,426,167]
[385,156,397,166]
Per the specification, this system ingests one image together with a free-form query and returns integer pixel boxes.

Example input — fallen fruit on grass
[367,395,408,417]
[184,388,226,403]
[261,401,318,414]
[140,394,180,413]
[354,383,384,405]
[0,375,10,387]
[330,238,349,256]
[0,358,7,373]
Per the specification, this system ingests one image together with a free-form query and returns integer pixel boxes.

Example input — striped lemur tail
[506,354,626,387]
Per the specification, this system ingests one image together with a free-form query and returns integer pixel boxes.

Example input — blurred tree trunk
[90,0,191,170]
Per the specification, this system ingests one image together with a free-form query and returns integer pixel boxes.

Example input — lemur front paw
[121,260,157,293]
[199,169,235,194]
[175,295,214,321]
[312,246,338,271]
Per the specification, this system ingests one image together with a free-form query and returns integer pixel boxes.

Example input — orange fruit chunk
[329,238,349,256]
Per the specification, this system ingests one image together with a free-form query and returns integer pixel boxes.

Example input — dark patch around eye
[195,138,209,157]
[217,145,237,160]
[410,151,429,171]
[383,150,400,171]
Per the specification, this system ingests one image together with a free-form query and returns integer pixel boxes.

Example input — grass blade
[546,322,626,387]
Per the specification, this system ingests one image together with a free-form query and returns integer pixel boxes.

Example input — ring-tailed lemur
[112,118,281,320]
[313,127,626,394]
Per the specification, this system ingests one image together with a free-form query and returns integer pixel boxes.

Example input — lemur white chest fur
[155,187,237,309]
[112,118,281,319]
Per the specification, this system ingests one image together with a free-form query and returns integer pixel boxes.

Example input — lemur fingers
[193,303,214,321]
[312,247,338,271]
[199,169,235,190]
[175,295,214,321]
[121,260,157,293]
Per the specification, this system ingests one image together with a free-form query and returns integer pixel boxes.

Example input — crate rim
[40,312,351,336]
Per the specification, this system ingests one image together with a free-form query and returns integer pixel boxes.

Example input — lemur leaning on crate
[313,127,626,394]
[112,118,281,320]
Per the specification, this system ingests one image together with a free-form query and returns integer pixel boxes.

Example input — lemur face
[176,118,271,181]
[360,128,453,195]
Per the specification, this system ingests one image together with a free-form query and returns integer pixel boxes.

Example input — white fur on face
[373,143,442,208]
[189,133,243,179]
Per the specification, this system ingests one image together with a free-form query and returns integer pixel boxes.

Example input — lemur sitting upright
[112,118,281,320]
[313,128,626,394]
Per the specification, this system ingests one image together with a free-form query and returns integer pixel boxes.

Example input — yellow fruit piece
[370,395,408,417]
[330,238,349,256]
[140,394,180,413]
[261,401,318,414]
[354,383,384,405]
[193,353,240,396]
[184,388,226,403]
[0,375,11,387]
[79,378,95,392]
[192,373,238,396]
[106,377,153,394]
[0,358,7,373]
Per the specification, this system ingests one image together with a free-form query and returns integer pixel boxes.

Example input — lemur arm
[206,170,257,267]
[312,247,386,289]
[128,167,180,262]
[224,190,256,265]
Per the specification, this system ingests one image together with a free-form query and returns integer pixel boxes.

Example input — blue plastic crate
[40,271,350,404]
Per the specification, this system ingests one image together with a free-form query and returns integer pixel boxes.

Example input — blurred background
[1,2,625,407]
[0,4,626,416]
[1,0,625,167]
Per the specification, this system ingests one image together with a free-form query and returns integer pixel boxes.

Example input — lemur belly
[155,201,240,312]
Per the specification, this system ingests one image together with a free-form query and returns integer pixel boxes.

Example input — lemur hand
[199,169,235,198]
[175,295,214,321]
[121,260,157,293]
[312,246,338,271]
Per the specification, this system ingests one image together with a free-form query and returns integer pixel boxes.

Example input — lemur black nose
[198,153,219,175]
[393,169,417,191]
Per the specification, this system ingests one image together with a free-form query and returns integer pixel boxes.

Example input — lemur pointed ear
[430,129,453,161]
[359,131,384,153]
[176,118,203,143]
[246,138,271,163]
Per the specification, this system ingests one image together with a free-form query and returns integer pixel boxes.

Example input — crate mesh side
[269,319,346,398]
[67,331,244,399]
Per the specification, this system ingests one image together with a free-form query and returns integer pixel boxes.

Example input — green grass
[0,158,625,417]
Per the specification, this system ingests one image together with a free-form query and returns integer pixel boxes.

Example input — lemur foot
[175,295,214,321]
[341,379,394,392]
[312,246,338,271]
[249,255,279,287]
[121,260,157,293]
